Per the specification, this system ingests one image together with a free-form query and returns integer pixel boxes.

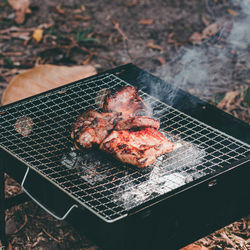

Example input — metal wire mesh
[0,72,249,222]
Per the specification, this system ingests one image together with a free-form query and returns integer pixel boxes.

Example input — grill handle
[21,168,78,221]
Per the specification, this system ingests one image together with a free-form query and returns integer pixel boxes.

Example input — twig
[13,214,28,234]
[42,228,61,243]
[112,19,128,41]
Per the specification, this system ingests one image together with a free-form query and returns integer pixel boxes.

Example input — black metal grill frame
[0,64,249,224]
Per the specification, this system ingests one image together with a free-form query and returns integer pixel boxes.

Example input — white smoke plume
[151,0,250,104]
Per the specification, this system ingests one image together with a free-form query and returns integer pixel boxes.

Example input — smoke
[228,0,250,48]
[148,0,250,105]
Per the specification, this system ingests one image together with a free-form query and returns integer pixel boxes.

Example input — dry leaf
[181,243,209,250]
[217,91,239,109]
[157,56,166,65]
[189,23,219,43]
[126,0,137,7]
[8,0,31,24]
[81,4,86,11]
[8,242,13,250]
[82,52,94,65]
[32,28,43,43]
[228,9,239,16]
[138,19,154,25]
[202,22,219,38]
[189,32,204,43]
[74,15,91,21]
[1,64,97,105]
[167,32,178,45]
[202,15,210,26]
[10,31,30,40]
[147,41,164,52]
[56,4,66,15]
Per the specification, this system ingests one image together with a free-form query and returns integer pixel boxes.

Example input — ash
[113,137,206,210]
[61,136,206,211]
[61,147,110,185]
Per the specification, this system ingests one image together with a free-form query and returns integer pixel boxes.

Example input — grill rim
[0,63,250,223]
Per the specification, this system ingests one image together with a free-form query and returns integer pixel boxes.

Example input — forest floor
[0,0,249,249]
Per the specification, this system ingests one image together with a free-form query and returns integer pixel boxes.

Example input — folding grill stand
[0,158,30,247]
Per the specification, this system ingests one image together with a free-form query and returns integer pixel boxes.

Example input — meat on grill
[71,110,118,148]
[103,86,146,117]
[115,116,160,131]
[72,86,175,167]
[100,128,174,167]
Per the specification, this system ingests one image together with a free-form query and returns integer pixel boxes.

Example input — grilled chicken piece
[103,86,146,117]
[115,116,160,131]
[71,110,118,148]
[100,128,174,167]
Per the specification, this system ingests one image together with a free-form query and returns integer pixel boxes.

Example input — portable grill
[0,64,249,249]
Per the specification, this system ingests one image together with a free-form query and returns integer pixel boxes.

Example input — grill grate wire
[0,73,249,222]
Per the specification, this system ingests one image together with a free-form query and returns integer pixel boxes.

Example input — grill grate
[0,73,249,222]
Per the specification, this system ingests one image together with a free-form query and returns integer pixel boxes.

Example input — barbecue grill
[0,64,249,249]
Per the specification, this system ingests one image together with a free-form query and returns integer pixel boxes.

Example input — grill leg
[0,164,7,247]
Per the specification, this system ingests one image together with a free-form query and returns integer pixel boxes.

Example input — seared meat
[71,110,117,148]
[103,86,146,117]
[72,86,175,167]
[100,128,174,167]
[115,116,160,131]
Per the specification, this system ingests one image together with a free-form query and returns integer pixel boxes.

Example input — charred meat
[103,86,146,117]
[71,110,118,148]
[100,128,174,168]
[115,116,160,131]
[72,86,175,167]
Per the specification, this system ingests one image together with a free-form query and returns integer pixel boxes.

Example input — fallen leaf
[181,243,209,250]
[81,52,94,65]
[138,19,154,25]
[1,64,97,105]
[74,15,91,21]
[38,22,54,29]
[157,56,166,65]
[217,91,239,109]
[244,87,250,107]
[8,0,31,24]
[228,9,239,16]
[189,23,219,43]
[202,15,210,26]
[167,32,179,46]
[126,0,137,7]
[147,41,164,52]
[219,231,238,248]
[10,31,30,40]
[8,242,13,250]
[32,28,43,43]
[189,32,204,43]
[56,4,66,15]
[81,4,86,11]
[202,22,219,38]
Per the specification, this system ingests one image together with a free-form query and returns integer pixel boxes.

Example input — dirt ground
[0,0,249,249]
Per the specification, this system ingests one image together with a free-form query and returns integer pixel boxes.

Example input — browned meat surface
[103,86,146,117]
[100,128,174,167]
[115,116,160,131]
[71,110,118,148]
[72,86,175,167]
